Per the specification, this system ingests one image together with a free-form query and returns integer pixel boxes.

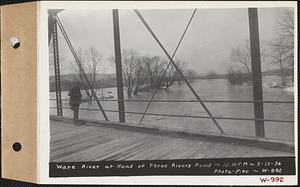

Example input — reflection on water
[50,76,294,142]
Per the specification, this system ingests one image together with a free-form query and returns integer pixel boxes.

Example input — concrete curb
[50,115,294,153]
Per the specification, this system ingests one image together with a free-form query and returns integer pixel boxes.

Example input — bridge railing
[50,98,294,124]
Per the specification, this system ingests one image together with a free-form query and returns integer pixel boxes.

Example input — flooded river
[50,76,294,142]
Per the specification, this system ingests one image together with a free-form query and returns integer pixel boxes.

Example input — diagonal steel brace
[134,9,224,133]
[56,16,109,121]
[138,9,197,125]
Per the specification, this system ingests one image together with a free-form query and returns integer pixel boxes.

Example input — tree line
[61,47,197,97]
[228,9,294,86]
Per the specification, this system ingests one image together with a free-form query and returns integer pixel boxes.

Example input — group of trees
[228,9,294,86]
[70,47,192,97]
[63,44,197,97]
[113,49,189,97]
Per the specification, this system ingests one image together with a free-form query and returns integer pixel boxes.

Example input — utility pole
[112,9,125,123]
[248,8,265,137]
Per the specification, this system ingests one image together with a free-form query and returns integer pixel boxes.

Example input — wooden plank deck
[50,119,293,162]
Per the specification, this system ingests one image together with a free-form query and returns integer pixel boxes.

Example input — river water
[50,76,294,142]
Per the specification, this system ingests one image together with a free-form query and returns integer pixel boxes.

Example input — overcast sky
[53,8,288,75]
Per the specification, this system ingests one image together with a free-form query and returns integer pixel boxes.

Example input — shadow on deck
[50,116,294,162]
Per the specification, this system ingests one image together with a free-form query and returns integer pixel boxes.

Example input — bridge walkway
[50,117,293,162]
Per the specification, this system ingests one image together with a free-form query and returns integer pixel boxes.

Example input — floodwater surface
[50,76,294,142]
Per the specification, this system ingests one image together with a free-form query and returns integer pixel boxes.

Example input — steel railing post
[248,8,265,137]
[112,9,126,123]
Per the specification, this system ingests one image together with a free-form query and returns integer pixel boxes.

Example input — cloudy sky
[53,7,288,75]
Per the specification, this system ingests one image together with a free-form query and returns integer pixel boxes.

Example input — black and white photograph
[47,3,296,181]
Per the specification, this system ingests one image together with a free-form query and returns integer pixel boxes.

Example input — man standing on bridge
[68,82,82,125]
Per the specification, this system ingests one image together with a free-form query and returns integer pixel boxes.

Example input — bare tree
[110,49,141,97]
[143,56,164,90]
[70,47,93,103]
[121,49,139,97]
[230,39,266,77]
[133,56,149,95]
[268,8,295,86]
[86,47,104,91]
[269,38,290,86]
[231,46,252,76]
[72,47,87,81]
[273,8,294,67]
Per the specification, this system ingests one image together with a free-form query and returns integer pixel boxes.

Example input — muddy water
[50,76,294,142]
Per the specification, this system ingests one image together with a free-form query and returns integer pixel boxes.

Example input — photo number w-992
[259,177,284,183]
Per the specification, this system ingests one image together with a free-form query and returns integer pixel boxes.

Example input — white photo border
[37,1,298,185]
